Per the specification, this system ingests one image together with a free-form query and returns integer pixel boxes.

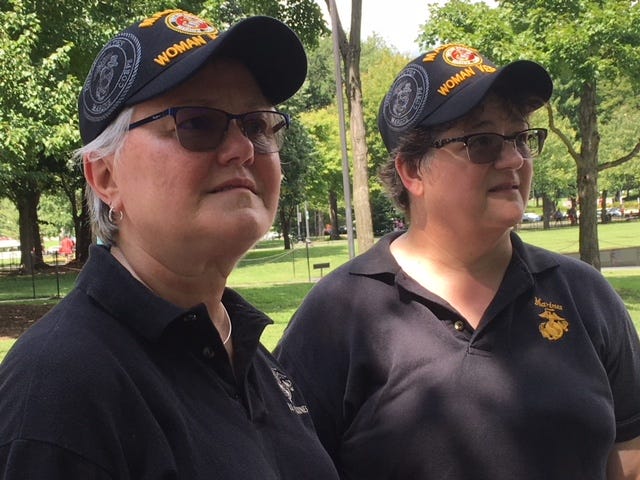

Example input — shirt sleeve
[274,279,352,463]
[605,305,640,442]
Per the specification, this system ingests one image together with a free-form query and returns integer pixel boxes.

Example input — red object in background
[59,236,75,256]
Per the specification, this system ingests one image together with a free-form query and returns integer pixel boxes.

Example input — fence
[0,252,79,301]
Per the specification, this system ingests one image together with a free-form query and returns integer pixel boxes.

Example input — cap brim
[420,60,553,128]
[126,16,307,107]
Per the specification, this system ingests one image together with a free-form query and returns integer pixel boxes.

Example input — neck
[110,243,227,311]
[111,244,234,351]
[390,228,513,328]
[398,225,513,272]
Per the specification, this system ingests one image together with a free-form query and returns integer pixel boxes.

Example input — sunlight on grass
[0,339,14,360]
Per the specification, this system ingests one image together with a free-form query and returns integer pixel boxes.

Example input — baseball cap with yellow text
[378,44,552,152]
[79,9,307,144]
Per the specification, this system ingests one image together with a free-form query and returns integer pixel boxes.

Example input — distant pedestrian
[58,235,75,259]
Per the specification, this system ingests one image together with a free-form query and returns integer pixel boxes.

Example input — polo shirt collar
[347,230,559,277]
[348,231,403,276]
[77,245,272,345]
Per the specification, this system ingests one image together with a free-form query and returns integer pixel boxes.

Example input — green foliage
[38,193,75,238]
[0,198,18,237]
[202,0,327,47]
[277,117,317,235]
[530,109,575,201]
[299,106,344,209]
[292,36,336,111]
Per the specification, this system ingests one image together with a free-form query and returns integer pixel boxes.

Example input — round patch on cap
[81,33,141,122]
[442,45,482,67]
[381,64,430,131]
[165,12,217,35]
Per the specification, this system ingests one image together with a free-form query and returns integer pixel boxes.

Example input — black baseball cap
[79,9,307,144]
[378,43,553,152]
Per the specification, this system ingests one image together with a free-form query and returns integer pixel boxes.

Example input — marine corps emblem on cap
[381,64,430,132]
[164,11,218,35]
[81,33,141,122]
[441,45,483,67]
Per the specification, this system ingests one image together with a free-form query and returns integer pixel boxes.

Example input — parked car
[522,212,543,223]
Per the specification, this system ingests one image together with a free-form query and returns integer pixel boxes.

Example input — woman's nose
[494,140,525,170]
[215,120,255,165]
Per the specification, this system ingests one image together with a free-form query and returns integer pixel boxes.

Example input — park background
[3,220,640,362]
[1,1,640,358]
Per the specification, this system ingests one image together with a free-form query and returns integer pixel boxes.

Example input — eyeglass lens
[174,108,287,153]
[466,130,546,164]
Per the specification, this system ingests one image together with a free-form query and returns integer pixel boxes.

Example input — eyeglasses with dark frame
[430,128,548,165]
[128,106,291,154]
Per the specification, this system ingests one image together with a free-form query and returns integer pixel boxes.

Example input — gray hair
[72,107,133,246]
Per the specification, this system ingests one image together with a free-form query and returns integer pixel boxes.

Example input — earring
[108,206,123,224]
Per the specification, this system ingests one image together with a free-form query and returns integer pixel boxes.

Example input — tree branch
[545,103,580,163]
[325,0,349,61]
[598,139,640,172]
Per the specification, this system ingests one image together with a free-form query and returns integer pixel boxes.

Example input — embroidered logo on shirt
[271,368,309,415]
[535,297,569,341]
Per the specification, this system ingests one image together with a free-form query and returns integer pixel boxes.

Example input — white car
[522,212,542,223]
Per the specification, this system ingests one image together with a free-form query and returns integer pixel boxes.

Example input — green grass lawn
[3,222,640,359]
[0,340,13,361]
[516,220,640,253]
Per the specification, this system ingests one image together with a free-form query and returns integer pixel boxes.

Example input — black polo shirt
[0,245,338,479]
[276,231,640,480]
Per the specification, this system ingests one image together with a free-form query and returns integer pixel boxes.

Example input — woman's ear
[395,154,424,197]
[83,154,120,207]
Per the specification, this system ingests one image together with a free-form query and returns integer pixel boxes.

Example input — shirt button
[184,313,197,322]
[454,320,465,331]
[202,346,215,358]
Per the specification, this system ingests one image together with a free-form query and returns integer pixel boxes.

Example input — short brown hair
[378,86,545,219]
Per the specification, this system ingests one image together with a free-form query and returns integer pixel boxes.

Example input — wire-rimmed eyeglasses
[128,106,290,154]
[430,128,548,164]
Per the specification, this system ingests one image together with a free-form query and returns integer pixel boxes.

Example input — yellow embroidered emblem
[538,308,569,341]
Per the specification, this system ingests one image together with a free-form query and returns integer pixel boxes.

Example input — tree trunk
[329,189,340,240]
[542,193,552,230]
[577,81,601,269]
[279,207,292,250]
[328,0,374,253]
[600,189,609,224]
[16,187,43,271]
[75,190,92,263]
[348,63,373,252]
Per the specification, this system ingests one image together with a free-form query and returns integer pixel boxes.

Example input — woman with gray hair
[0,9,338,479]
[276,44,640,479]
